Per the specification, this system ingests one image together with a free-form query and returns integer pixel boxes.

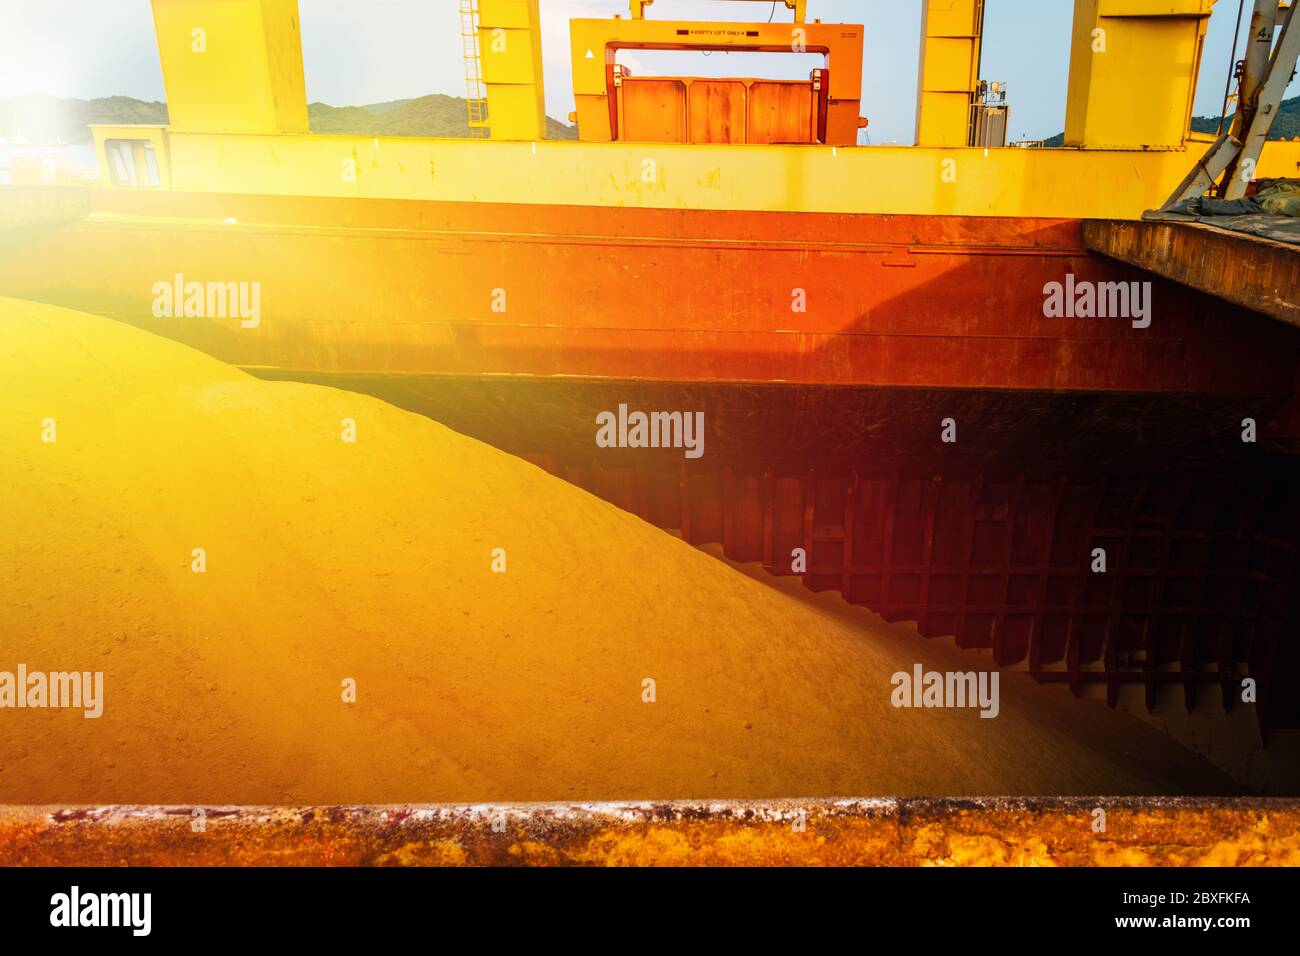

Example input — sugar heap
[0,298,1231,804]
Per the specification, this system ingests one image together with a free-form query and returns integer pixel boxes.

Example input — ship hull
[3,186,1299,734]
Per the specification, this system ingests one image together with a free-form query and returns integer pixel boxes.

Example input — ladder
[459,0,489,138]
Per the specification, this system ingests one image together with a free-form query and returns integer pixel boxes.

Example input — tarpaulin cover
[1146,178,1300,246]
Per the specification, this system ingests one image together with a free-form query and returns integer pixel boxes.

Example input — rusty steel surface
[1082,218,1300,328]
[2,799,1298,866]
[2,189,1298,395]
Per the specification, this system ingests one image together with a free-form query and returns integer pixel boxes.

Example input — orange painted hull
[2,189,1296,396]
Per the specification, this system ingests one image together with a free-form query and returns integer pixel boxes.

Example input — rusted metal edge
[3,797,1298,866]
[1082,218,1300,328]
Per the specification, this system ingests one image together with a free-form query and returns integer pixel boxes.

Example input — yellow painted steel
[150,0,308,134]
[76,0,1300,221]
[631,0,807,20]
[477,0,546,140]
[569,17,864,144]
[1064,0,1214,149]
[915,0,985,148]
[84,123,1300,219]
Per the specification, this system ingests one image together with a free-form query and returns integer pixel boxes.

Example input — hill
[0,94,168,145]
[1043,94,1299,147]
[1188,93,1300,139]
[308,93,578,140]
[0,93,576,144]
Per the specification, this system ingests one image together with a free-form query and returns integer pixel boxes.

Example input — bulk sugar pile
[0,298,1232,804]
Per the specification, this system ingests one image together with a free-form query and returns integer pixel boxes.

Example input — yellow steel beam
[150,0,309,134]
[1064,0,1214,149]
[87,123,1300,219]
[478,0,547,140]
[916,0,985,148]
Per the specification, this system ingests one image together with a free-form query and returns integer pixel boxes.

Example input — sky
[1,0,1296,145]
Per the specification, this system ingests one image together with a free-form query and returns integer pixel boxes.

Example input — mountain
[308,93,577,140]
[0,93,576,144]
[1042,94,1300,147]
[1188,94,1300,139]
[0,95,168,145]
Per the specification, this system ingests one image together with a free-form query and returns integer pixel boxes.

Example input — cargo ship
[3,0,1300,805]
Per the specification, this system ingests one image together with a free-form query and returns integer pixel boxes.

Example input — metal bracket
[1163,131,1244,206]
[1224,0,1300,198]
[1163,1,1299,206]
